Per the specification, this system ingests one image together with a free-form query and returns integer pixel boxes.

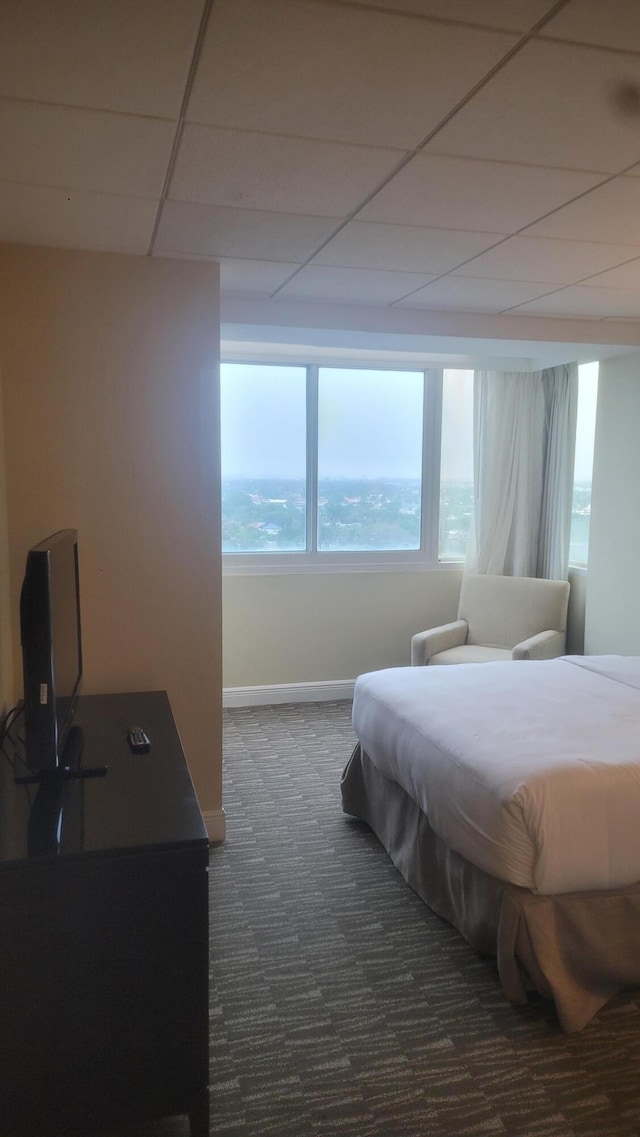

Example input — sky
[221,363,426,479]
[220,361,598,484]
[574,361,599,482]
[221,363,307,479]
[317,368,423,479]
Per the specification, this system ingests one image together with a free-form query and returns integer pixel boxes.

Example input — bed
[341,655,640,1031]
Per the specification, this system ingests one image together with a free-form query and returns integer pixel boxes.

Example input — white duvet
[352,656,640,895]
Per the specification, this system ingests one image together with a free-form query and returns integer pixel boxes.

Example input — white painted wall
[585,350,640,654]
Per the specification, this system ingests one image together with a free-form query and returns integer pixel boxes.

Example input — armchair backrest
[458,574,570,649]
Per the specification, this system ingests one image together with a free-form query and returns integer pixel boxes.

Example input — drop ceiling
[4,0,640,360]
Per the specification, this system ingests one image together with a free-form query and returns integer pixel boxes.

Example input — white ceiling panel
[169,125,405,218]
[0,100,175,198]
[219,260,301,295]
[431,39,640,172]
[188,0,517,149]
[0,182,156,253]
[3,0,640,346]
[360,153,604,232]
[155,201,338,261]
[276,265,437,305]
[355,0,555,31]
[314,219,503,274]
[396,275,557,311]
[509,284,640,319]
[583,258,640,290]
[0,0,203,118]
[452,234,640,284]
[540,0,640,53]
[525,177,640,244]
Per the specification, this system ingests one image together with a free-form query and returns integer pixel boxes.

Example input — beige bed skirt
[341,743,640,1032]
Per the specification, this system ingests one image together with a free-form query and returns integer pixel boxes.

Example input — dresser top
[0,691,208,866]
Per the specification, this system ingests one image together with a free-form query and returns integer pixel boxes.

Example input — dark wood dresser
[0,690,210,1136]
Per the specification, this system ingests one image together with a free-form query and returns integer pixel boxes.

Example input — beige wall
[0,244,222,833]
[566,567,587,655]
[0,371,13,714]
[223,568,462,688]
[585,350,640,654]
[223,562,586,689]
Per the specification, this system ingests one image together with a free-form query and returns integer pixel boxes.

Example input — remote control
[127,727,151,754]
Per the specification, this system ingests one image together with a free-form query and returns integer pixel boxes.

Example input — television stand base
[15,723,107,783]
[15,762,108,785]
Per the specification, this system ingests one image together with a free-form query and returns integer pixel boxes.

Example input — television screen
[20,529,83,772]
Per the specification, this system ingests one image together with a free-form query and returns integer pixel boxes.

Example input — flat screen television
[20,529,83,773]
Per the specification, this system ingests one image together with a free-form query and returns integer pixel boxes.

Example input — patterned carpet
[209,700,640,1137]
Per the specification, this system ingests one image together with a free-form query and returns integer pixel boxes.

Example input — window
[317,368,424,551]
[221,363,307,552]
[222,358,596,571]
[221,360,474,568]
[569,361,599,567]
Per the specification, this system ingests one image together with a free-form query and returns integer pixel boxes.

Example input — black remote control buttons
[127,727,150,754]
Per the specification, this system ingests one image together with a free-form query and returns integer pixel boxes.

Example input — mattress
[351,655,640,896]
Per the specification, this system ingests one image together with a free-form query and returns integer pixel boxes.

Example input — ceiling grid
[3,0,640,352]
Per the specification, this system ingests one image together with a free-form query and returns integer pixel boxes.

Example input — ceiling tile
[314,219,503,274]
[0,100,174,198]
[360,153,603,232]
[353,0,553,31]
[395,275,557,311]
[583,257,640,289]
[154,201,338,261]
[452,234,640,284]
[188,0,517,148]
[4,0,640,326]
[0,0,203,117]
[525,176,640,244]
[170,125,405,217]
[276,265,437,305]
[219,259,301,295]
[431,39,640,171]
[508,284,640,319]
[540,0,640,53]
[0,182,156,253]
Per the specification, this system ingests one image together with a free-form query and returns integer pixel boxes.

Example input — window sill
[222,554,465,577]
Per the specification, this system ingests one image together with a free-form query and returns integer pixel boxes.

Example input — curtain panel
[468,364,578,580]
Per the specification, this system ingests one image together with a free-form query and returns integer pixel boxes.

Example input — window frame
[220,356,466,576]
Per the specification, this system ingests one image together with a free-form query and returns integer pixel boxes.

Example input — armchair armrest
[512,630,566,661]
[411,619,467,666]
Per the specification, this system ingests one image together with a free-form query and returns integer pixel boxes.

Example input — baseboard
[223,679,355,708]
[202,807,226,844]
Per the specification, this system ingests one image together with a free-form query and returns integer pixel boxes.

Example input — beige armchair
[411,573,570,666]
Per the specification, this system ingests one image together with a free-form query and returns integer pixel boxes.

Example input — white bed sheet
[351,656,640,895]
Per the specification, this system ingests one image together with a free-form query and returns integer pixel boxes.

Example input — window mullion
[307,365,319,553]
[422,368,442,561]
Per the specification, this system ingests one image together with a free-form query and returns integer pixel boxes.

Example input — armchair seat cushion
[429,645,513,666]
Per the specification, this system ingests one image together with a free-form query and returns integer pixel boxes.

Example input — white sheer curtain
[467,364,577,580]
[538,364,578,579]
